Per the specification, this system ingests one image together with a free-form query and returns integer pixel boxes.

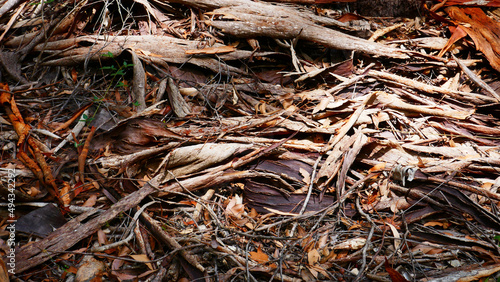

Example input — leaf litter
[1,0,500,281]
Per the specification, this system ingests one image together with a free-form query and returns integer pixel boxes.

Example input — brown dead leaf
[249,247,269,264]
[368,162,386,173]
[384,257,409,282]
[249,208,258,219]
[307,249,320,265]
[225,194,246,219]
[97,229,108,246]
[82,194,97,207]
[129,254,153,270]
[424,221,450,229]
[75,257,105,282]
[438,25,467,57]
[411,243,444,255]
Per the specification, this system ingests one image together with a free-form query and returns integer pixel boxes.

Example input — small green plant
[79,113,94,124]
[93,95,104,103]
[30,0,54,5]
[99,52,134,91]
[101,51,114,58]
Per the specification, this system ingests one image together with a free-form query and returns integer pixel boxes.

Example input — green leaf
[114,70,126,76]
[100,65,116,70]
[30,0,54,5]
[101,51,115,58]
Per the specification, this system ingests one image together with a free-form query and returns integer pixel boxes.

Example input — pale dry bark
[167,0,409,59]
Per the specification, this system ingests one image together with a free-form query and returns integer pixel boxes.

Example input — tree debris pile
[1,0,500,281]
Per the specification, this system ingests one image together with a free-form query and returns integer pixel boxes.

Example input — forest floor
[1,0,500,281]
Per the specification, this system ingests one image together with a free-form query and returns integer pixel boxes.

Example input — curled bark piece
[167,78,191,118]
[368,70,496,103]
[129,50,147,112]
[374,91,474,119]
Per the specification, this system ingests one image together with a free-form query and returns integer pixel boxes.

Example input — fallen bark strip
[12,167,289,272]
[375,91,474,119]
[430,121,498,146]
[426,176,500,202]
[26,35,275,75]
[389,183,500,230]
[452,54,500,102]
[422,263,500,282]
[13,176,161,273]
[324,92,377,151]
[368,70,496,103]
[169,0,409,59]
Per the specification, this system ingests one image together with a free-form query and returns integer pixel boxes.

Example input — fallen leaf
[225,194,246,219]
[369,162,386,173]
[129,254,153,270]
[249,247,269,264]
[82,194,97,207]
[384,257,409,282]
[308,249,320,265]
